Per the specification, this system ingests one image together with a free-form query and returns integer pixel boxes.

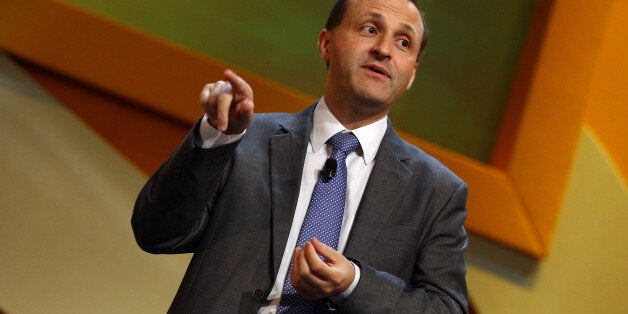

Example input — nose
[371,36,392,60]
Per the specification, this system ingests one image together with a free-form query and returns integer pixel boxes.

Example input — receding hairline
[325,0,428,60]
[326,0,422,29]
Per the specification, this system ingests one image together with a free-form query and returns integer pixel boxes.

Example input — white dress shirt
[198,98,387,313]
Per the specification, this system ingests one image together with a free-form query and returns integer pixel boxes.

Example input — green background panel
[64,0,535,162]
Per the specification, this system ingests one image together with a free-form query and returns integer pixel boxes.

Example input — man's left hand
[290,237,355,300]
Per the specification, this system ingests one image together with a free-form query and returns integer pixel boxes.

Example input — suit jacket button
[250,289,266,301]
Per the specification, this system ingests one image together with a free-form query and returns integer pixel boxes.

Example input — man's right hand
[200,69,254,135]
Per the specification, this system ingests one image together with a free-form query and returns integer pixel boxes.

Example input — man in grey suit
[132,0,468,312]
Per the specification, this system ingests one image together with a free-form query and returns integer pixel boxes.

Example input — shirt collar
[310,97,387,165]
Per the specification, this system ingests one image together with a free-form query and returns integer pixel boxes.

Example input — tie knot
[328,131,360,155]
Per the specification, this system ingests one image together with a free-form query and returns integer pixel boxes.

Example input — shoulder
[250,112,293,128]
[245,104,316,137]
[244,112,296,138]
[385,131,465,189]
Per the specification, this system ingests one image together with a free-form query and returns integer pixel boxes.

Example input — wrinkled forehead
[345,0,423,34]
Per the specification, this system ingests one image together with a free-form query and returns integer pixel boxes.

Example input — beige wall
[0,53,189,313]
[467,126,628,313]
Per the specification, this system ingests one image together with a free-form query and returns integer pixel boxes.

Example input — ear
[318,29,331,62]
[406,62,419,90]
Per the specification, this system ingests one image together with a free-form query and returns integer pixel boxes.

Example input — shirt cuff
[196,114,245,148]
[334,261,361,300]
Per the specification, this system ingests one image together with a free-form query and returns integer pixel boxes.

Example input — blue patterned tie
[278,131,361,313]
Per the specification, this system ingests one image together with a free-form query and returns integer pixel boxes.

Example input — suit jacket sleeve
[341,182,469,313]
[131,119,238,254]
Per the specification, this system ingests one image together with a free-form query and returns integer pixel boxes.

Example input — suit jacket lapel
[267,108,414,272]
[268,105,315,276]
[344,126,414,260]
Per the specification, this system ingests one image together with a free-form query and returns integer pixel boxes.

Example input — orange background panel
[505,0,616,249]
[19,62,190,175]
[584,0,628,184]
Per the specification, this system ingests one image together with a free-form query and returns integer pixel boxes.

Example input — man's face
[319,0,423,113]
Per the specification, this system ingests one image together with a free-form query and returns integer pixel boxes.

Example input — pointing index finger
[223,69,252,97]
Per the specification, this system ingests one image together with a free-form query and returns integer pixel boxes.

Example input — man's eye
[362,26,376,34]
[397,39,410,48]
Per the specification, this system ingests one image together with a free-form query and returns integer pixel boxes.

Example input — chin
[353,92,392,110]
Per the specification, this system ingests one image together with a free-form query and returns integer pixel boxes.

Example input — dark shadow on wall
[466,234,540,288]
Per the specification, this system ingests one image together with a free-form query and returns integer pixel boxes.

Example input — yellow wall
[467,127,628,312]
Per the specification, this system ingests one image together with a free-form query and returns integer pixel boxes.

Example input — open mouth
[365,65,389,77]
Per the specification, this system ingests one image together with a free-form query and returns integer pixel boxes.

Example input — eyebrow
[362,12,420,39]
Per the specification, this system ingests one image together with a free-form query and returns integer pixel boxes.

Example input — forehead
[344,0,423,34]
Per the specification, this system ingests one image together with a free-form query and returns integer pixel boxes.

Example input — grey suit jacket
[132,104,468,313]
